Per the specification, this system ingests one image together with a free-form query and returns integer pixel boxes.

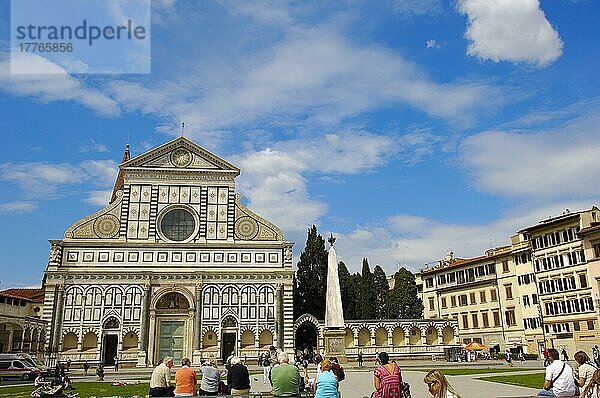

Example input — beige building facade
[418,206,600,356]
[42,138,295,367]
[0,288,46,357]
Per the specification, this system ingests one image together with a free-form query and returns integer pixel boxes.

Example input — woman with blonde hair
[581,369,600,398]
[315,359,339,398]
[424,370,461,398]
[199,355,224,396]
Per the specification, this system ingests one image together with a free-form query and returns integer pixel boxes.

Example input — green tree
[373,265,390,319]
[387,267,423,319]
[294,225,328,319]
[357,258,376,319]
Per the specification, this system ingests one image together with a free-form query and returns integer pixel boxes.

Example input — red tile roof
[420,255,490,275]
[0,288,45,303]
[578,224,600,236]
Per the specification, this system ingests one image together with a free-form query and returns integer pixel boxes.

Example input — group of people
[149,354,251,397]
[537,348,600,397]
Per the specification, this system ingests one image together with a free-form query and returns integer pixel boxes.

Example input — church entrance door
[295,322,318,351]
[221,332,236,362]
[159,321,184,364]
[102,335,118,366]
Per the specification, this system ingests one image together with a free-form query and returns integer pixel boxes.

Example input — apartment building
[417,206,600,356]
[417,248,530,352]
[520,207,600,355]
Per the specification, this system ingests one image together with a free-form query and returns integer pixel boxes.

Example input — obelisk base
[323,328,347,364]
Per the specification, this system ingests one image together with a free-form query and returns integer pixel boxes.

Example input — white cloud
[460,111,600,198]
[233,131,403,234]
[0,160,118,199]
[457,0,563,66]
[0,201,38,212]
[0,53,120,116]
[426,39,440,49]
[85,190,113,206]
[393,0,442,16]
[80,139,109,153]
[106,27,499,139]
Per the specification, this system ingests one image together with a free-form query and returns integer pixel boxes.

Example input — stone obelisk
[323,234,347,362]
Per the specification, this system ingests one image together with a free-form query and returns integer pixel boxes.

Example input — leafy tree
[294,225,328,319]
[357,258,376,319]
[387,267,423,319]
[373,265,390,319]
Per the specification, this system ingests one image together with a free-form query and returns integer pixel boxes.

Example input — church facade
[42,138,295,367]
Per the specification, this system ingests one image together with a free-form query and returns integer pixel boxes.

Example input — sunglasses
[426,381,438,387]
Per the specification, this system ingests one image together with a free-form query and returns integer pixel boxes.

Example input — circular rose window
[160,208,196,242]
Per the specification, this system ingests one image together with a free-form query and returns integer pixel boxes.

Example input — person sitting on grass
[174,357,197,397]
[150,356,175,397]
[538,348,577,397]
[424,369,461,398]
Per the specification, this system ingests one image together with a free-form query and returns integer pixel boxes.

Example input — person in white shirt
[538,348,577,397]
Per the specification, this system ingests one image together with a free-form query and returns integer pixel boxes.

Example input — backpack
[331,363,345,382]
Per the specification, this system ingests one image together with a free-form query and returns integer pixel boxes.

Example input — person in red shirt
[174,358,197,397]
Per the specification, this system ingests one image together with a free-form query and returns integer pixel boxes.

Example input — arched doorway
[221,316,237,362]
[295,322,318,351]
[155,292,190,364]
[102,317,120,366]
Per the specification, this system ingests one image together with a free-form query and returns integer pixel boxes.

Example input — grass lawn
[479,373,546,389]
[415,368,530,375]
[0,382,150,398]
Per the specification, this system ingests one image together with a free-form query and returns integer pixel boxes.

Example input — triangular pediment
[122,137,240,175]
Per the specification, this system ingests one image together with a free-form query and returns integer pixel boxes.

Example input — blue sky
[1,0,599,288]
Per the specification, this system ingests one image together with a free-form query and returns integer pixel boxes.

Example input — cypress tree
[294,225,328,319]
[373,265,390,319]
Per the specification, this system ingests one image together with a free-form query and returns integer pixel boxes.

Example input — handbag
[400,381,411,398]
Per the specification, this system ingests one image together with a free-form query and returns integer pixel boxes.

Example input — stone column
[137,284,150,367]
[52,285,65,354]
[275,284,283,349]
[147,313,156,366]
[192,284,203,364]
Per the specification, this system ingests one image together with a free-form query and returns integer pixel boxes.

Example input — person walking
[537,348,577,397]
[574,351,598,392]
[227,355,250,396]
[262,351,272,384]
[114,355,119,372]
[149,356,175,397]
[199,355,224,396]
[270,351,301,398]
[561,348,569,362]
[543,348,550,367]
[174,358,197,397]
[357,351,364,368]
[83,361,89,376]
[424,369,461,398]
[315,359,339,398]
[373,352,402,398]
[505,350,513,368]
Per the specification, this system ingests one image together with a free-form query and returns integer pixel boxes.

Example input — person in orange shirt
[174,358,197,397]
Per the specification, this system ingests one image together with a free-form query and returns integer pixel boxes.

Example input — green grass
[0,382,150,398]
[415,367,529,375]
[478,373,545,389]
